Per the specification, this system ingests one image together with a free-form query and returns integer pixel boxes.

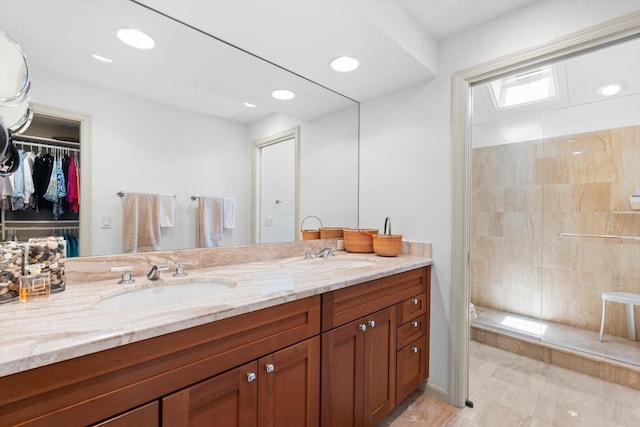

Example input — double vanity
[0,241,432,427]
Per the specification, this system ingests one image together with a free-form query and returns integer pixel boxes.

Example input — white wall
[359,0,640,396]
[32,70,251,255]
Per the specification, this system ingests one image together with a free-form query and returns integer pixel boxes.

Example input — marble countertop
[0,251,431,377]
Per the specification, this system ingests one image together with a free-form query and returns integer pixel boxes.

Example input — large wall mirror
[0,0,359,256]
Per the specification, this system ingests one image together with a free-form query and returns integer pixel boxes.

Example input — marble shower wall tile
[471,125,640,339]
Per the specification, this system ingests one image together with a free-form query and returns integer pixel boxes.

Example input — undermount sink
[286,255,378,270]
[95,279,236,310]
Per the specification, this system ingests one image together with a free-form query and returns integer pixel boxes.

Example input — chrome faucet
[147,264,168,281]
[315,247,334,258]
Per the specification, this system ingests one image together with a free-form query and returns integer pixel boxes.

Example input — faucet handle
[110,266,134,284]
[174,260,193,277]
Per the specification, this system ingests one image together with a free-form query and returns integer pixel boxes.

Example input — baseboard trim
[422,381,452,406]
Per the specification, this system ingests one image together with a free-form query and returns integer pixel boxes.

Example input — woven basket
[301,230,321,240]
[320,227,344,239]
[300,215,323,240]
[373,234,402,257]
[343,229,378,253]
[373,217,402,256]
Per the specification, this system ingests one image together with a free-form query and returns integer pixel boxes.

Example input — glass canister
[0,241,23,303]
[26,237,66,294]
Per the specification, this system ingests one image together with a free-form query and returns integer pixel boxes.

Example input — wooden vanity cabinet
[0,296,320,427]
[320,266,430,427]
[162,336,320,427]
[320,306,396,427]
[0,265,430,427]
[395,294,430,404]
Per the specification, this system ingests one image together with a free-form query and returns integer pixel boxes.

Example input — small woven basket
[373,217,402,257]
[343,228,378,253]
[320,227,344,239]
[300,215,322,240]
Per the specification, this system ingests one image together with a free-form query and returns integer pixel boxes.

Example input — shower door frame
[449,12,640,408]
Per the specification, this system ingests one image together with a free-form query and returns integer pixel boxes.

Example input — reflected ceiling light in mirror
[271,89,295,100]
[244,102,256,108]
[92,54,113,63]
[330,56,359,72]
[597,81,625,97]
[117,28,155,49]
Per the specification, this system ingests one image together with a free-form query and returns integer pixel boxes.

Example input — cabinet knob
[411,321,419,328]
[265,363,275,374]
[412,298,419,305]
[358,323,367,332]
[411,346,419,353]
[367,320,376,328]
[247,372,257,382]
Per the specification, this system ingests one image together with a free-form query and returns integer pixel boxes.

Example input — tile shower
[470,125,640,366]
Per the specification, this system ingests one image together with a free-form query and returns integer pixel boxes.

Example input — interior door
[253,127,299,244]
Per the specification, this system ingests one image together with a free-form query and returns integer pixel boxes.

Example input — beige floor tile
[381,341,640,427]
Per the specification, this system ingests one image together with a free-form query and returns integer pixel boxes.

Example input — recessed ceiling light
[92,54,112,63]
[117,28,155,49]
[330,56,359,72]
[244,102,256,108]
[271,89,295,100]
[596,82,624,97]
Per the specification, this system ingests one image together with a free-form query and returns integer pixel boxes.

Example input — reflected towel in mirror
[198,196,223,248]
[158,194,175,228]
[122,193,161,253]
[223,197,235,229]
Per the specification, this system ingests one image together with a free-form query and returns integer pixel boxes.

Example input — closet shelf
[12,134,80,149]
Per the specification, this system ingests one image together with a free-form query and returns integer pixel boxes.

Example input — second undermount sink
[95,279,236,310]
[286,255,379,270]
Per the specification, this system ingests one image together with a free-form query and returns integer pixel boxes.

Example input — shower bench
[599,292,640,341]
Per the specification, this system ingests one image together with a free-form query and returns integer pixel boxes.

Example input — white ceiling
[139,0,536,101]
[1,0,540,122]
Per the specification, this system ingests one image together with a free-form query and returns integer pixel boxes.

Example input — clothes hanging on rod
[1,143,80,217]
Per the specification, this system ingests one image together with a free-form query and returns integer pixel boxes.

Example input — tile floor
[381,340,640,426]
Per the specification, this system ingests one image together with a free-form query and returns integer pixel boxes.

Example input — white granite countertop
[0,251,431,377]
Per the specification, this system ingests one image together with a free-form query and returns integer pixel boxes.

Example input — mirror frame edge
[449,11,640,408]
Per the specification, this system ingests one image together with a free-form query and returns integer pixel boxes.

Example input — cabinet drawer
[93,401,159,427]
[396,314,426,349]
[322,267,428,331]
[396,335,428,405]
[397,294,427,325]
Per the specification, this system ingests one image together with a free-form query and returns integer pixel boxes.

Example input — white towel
[158,194,175,228]
[222,197,235,229]
[122,193,161,253]
[198,196,223,248]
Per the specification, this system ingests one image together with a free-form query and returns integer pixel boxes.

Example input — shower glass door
[470,35,640,366]
[539,37,640,366]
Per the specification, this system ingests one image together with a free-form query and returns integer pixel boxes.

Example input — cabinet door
[93,401,159,427]
[258,337,320,427]
[363,306,396,427]
[321,317,366,427]
[396,335,428,404]
[162,361,258,427]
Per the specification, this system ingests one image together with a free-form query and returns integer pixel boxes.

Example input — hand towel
[198,196,223,248]
[222,197,235,229]
[158,194,175,228]
[122,193,161,253]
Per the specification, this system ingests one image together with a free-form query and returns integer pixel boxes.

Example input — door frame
[449,12,640,407]
[252,126,300,244]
